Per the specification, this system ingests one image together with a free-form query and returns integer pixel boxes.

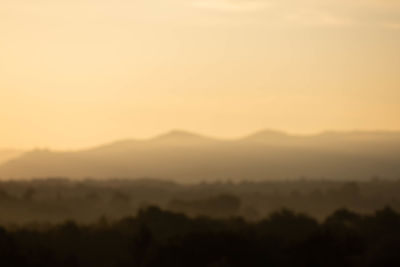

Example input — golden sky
[1,0,400,149]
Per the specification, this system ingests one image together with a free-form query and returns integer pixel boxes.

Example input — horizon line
[3,128,400,152]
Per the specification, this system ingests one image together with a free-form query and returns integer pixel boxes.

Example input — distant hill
[0,130,400,181]
[0,149,24,165]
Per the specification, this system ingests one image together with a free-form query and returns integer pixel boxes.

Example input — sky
[1,0,400,149]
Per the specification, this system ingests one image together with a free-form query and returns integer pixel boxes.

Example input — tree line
[1,206,400,267]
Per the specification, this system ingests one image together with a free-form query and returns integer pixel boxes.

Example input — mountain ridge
[0,130,399,181]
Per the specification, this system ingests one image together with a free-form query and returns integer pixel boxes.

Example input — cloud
[189,0,400,28]
[3,0,399,29]
[284,9,356,27]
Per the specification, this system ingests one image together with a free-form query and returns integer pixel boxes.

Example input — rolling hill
[0,130,399,181]
[0,149,24,165]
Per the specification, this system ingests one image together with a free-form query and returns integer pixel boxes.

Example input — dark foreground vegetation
[1,178,400,223]
[1,206,400,267]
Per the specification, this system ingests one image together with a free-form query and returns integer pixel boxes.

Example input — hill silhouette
[2,206,400,267]
[151,130,217,143]
[0,150,24,165]
[0,130,399,181]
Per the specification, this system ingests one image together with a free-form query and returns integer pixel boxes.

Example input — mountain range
[0,149,24,165]
[0,130,399,181]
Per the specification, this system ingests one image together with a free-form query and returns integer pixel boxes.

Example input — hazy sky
[1,0,400,149]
